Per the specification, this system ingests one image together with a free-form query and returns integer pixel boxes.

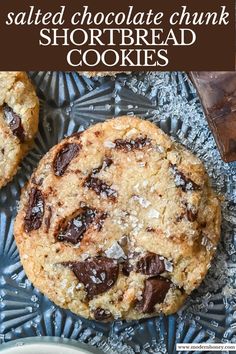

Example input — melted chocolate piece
[53,143,81,176]
[146,227,155,232]
[170,164,200,192]
[181,202,198,222]
[103,157,113,169]
[91,157,113,175]
[71,257,119,299]
[122,260,133,276]
[114,136,151,152]
[136,253,165,275]
[190,72,236,163]
[84,176,117,201]
[57,207,106,244]
[3,104,25,142]
[186,208,198,222]
[93,308,112,321]
[121,251,141,276]
[137,277,171,313]
[45,206,52,232]
[24,188,44,232]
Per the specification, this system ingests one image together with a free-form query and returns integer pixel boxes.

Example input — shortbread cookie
[14,116,221,321]
[0,72,39,188]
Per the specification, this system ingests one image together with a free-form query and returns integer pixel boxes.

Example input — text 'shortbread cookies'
[14,116,221,321]
[0,72,39,188]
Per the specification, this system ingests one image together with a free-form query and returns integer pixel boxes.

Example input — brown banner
[0,0,235,70]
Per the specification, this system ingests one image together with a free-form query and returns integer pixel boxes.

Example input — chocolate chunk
[190,72,236,162]
[93,308,112,321]
[84,176,117,201]
[170,164,200,192]
[71,257,119,299]
[57,208,96,244]
[94,131,101,137]
[114,136,151,152]
[53,143,81,176]
[146,227,155,232]
[177,206,198,222]
[24,188,44,232]
[136,253,165,275]
[45,206,52,232]
[121,251,141,276]
[186,208,198,222]
[103,157,113,169]
[3,104,25,142]
[31,176,44,186]
[181,202,198,222]
[95,212,107,231]
[91,157,113,176]
[57,207,106,244]
[91,167,101,175]
[137,277,171,313]
[84,157,115,199]
[122,260,133,276]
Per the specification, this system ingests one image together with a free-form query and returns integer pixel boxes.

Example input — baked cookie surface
[14,116,221,321]
[0,72,39,188]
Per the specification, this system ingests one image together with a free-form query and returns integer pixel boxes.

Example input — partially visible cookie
[0,72,39,188]
[14,116,221,321]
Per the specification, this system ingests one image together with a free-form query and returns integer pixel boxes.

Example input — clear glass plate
[0,71,236,354]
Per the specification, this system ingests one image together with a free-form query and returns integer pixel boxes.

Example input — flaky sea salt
[32,200,43,214]
[61,279,67,289]
[125,128,138,137]
[164,259,173,272]
[76,283,83,289]
[147,208,160,219]
[104,140,116,148]
[90,276,103,284]
[133,195,151,208]
[67,284,76,296]
[105,241,127,260]
[31,295,38,303]
[22,254,29,259]
[81,253,90,260]
[142,180,148,187]
[73,219,83,228]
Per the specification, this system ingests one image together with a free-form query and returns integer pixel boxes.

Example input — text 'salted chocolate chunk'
[190,72,236,163]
